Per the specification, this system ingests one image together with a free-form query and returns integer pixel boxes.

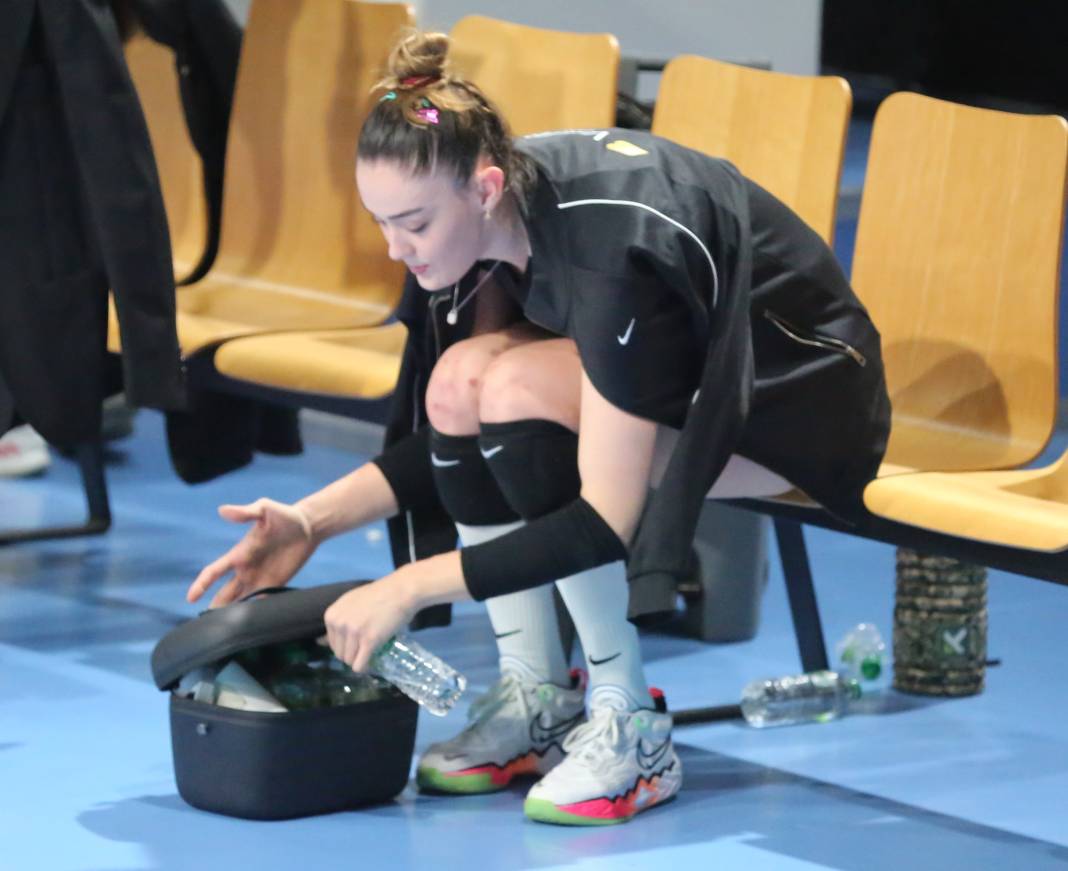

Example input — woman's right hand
[186,499,318,608]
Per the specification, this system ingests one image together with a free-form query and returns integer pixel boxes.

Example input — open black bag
[151,581,418,820]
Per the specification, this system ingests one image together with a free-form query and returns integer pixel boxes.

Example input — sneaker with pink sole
[524,686,682,825]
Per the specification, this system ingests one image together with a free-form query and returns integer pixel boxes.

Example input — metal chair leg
[672,517,828,726]
[0,441,111,545]
[773,518,830,673]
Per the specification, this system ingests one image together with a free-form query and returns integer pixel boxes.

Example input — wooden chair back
[124,33,208,281]
[853,93,1068,472]
[653,55,851,243]
[448,16,619,135]
[212,0,413,308]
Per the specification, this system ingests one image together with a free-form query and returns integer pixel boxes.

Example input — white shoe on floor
[524,686,683,825]
[416,662,586,794]
[0,424,50,477]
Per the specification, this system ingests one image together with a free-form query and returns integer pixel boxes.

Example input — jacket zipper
[763,309,867,367]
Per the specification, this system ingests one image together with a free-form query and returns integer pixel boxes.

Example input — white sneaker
[0,424,50,477]
[524,686,683,825]
[416,664,586,794]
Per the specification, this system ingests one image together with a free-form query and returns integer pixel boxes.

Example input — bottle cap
[860,655,882,681]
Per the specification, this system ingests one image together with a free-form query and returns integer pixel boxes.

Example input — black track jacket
[385,129,891,619]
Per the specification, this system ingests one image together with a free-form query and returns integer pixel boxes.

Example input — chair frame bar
[0,442,111,545]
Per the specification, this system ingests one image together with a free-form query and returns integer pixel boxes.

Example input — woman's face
[356,158,487,291]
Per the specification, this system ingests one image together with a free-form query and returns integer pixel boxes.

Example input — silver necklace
[447,261,500,325]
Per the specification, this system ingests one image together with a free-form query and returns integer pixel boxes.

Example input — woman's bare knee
[426,341,494,434]
[426,329,547,435]
[479,340,582,429]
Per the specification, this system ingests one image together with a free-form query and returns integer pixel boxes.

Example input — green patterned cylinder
[893,549,987,696]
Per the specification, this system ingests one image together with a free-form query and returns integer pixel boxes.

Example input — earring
[483,209,492,222]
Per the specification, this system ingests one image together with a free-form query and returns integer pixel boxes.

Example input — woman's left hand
[324,575,416,672]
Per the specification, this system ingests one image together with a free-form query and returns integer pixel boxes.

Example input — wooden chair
[857,93,1066,477]
[108,0,414,358]
[210,15,619,406]
[717,94,1068,704]
[857,95,1068,545]
[653,54,851,244]
[124,33,208,283]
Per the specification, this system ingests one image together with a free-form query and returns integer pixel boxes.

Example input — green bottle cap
[860,656,882,681]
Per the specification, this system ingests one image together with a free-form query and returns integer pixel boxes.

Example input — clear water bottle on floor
[835,623,888,687]
[740,670,861,728]
[370,634,466,716]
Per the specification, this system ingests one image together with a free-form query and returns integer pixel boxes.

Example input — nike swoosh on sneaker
[588,652,621,666]
[431,452,461,467]
[529,711,584,746]
[494,629,522,639]
[636,737,672,772]
[617,318,636,345]
[480,445,504,459]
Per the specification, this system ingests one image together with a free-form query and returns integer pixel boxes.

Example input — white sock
[455,521,572,686]
[555,560,652,710]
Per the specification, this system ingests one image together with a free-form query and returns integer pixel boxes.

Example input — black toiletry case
[151,581,418,820]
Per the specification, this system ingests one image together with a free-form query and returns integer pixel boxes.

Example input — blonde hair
[358,30,535,199]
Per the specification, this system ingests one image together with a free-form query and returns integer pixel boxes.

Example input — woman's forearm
[394,550,472,613]
[295,461,400,544]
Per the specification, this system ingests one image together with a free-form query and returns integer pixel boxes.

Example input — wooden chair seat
[213,322,406,399]
[757,462,919,512]
[864,454,1068,552]
[107,276,395,355]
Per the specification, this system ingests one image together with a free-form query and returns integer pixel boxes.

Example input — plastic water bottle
[740,670,861,728]
[835,623,888,687]
[318,659,392,706]
[370,634,466,716]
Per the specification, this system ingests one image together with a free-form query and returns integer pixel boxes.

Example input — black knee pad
[429,428,518,526]
[478,419,581,520]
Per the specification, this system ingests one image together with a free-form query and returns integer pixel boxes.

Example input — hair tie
[401,75,438,89]
[414,105,440,125]
[379,91,397,102]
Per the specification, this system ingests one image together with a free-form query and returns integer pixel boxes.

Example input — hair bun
[387,30,450,87]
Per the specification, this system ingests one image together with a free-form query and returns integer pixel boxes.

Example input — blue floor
[3,409,1068,871]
